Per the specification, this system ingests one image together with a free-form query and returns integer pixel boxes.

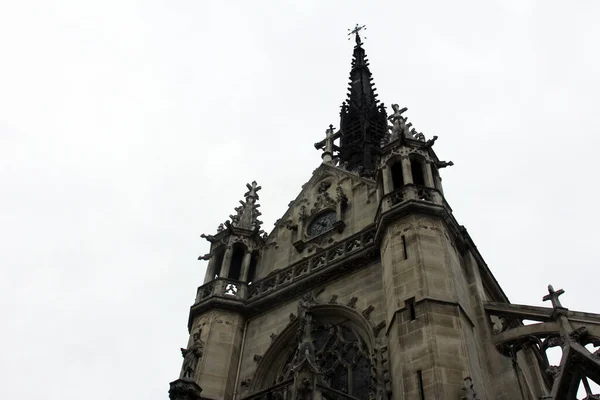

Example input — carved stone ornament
[169,378,203,400]
[180,331,204,379]
[347,296,358,308]
[461,377,480,400]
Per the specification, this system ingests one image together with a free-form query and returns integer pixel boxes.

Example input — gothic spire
[338,25,388,176]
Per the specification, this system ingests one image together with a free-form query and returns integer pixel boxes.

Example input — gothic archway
[249,303,380,399]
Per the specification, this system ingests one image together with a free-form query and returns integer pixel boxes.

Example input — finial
[314,124,340,164]
[543,284,565,309]
[244,181,261,201]
[348,24,366,45]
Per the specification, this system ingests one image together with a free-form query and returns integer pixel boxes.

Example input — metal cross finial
[543,284,565,309]
[348,24,366,45]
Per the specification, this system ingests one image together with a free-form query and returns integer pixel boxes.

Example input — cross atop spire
[348,24,366,45]
[244,181,261,201]
[543,284,565,309]
[337,26,387,176]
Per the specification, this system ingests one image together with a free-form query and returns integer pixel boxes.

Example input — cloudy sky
[1,1,599,399]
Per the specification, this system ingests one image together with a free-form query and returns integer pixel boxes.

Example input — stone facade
[168,29,600,400]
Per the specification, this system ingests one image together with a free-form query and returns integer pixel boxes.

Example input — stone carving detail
[253,354,263,363]
[270,333,278,342]
[347,296,358,308]
[546,365,561,379]
[362,305,375,319]
[490,315,507,335]
[289,313,297,322]
[329,295,338,304]
[317,180,331,193]
[241,378,251,387]
[374,321,386,336]
[180,331,204,379]
[386,104,429,142]
[461,377,480,400]
[169,378,203,400]
[569,326,588,343]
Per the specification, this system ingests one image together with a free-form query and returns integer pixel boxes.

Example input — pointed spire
[338,25,388,176]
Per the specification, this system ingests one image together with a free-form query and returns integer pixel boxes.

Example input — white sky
[1,1,599,399]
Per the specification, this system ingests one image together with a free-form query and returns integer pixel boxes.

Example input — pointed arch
[248,304,378,395]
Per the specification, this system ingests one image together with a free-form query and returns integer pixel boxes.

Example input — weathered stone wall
[379,213,531,399]
[189,310,245,399]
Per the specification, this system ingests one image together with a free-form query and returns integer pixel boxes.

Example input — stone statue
[180,331,204,379]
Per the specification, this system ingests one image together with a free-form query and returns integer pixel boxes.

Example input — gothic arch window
[272,318,372,399]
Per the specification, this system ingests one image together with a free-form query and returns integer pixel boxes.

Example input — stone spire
[229,181,263,232]
[338,24,388,176]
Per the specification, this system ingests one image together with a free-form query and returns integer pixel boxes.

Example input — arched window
[228,243,245,280]
[391,161,404,190]
[410,154,426,186]
[272,319,372,398]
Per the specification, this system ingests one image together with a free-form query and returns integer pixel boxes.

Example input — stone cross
[543,284,565,309]
[244,181,261,201]
[348,24,366,44]
[314,125,340,164]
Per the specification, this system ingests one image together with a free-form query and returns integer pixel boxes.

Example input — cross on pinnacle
[244,181,261,201]
[348,24,366,45]
[543,284,565,309]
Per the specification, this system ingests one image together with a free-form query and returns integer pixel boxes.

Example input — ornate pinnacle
[229,181,263,231]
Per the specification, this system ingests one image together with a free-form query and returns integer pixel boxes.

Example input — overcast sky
[1,1,599,399]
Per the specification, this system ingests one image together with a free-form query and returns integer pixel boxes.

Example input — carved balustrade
[376,184,446,223]
[194,277,247,304]
[193,228,377,307]
[246,228,376,301]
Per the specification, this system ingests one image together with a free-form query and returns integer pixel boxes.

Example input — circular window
[307,210,337,237]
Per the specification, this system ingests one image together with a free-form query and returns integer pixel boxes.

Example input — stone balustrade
[194,277,247,304]
[375,184,449,223]
[193,227,376,308]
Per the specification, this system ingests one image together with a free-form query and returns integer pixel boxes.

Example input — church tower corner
[169,26,600,400]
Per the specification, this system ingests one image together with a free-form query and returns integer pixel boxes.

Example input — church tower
[168,27,600,400]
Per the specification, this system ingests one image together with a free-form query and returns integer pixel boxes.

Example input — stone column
[239,251,252,282]
[401,156,416,199]
[219,246,233,278]
[203,256,217,284]
[422,161,435,188]
[401,156,413,184]
[382,165,393,194]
